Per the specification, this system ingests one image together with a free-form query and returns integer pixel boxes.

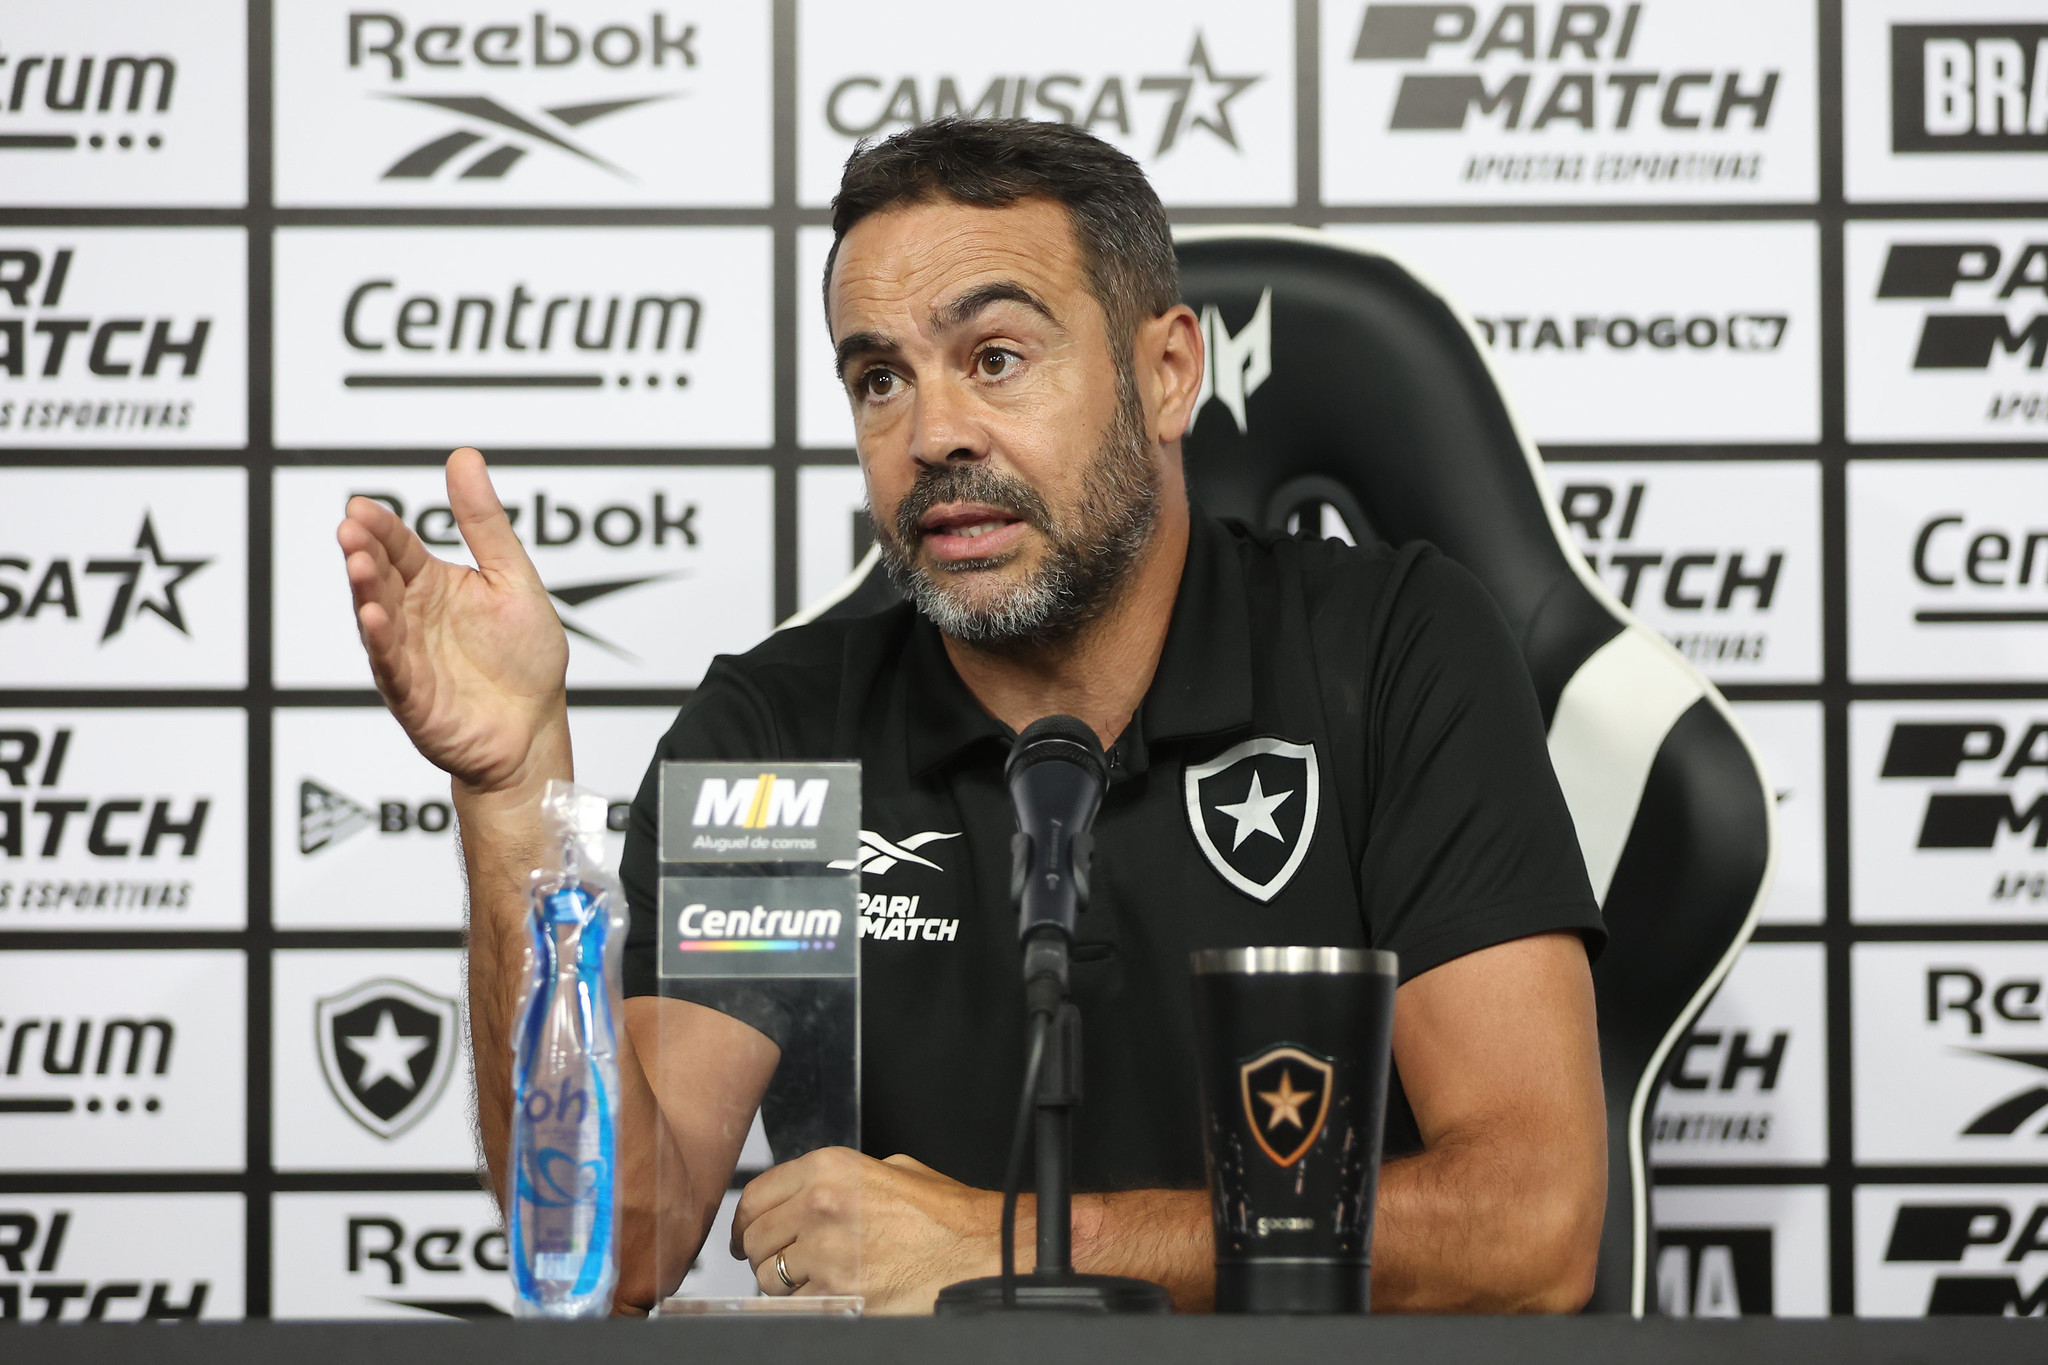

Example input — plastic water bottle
[509,784,624,1318]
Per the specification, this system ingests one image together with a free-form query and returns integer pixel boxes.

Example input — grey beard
[876,377,1158,649]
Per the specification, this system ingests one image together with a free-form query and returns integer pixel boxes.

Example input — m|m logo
[690,774,830,829]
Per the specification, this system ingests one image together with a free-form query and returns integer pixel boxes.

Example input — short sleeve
[619,657,794,1042]
[1357,551,1606,982]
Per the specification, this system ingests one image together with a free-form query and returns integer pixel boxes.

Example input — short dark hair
[825,118,1179,357]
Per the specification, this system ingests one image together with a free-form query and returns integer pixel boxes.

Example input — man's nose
[907,374,988,467]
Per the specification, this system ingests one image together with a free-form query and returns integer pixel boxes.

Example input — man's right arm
[338,447,775,1312]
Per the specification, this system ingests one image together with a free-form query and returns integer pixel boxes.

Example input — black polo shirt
[620,509,1603,1192]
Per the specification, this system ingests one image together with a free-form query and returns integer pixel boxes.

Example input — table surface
[3,1315,2044,1365]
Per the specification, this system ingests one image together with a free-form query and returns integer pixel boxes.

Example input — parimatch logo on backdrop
[272,227,770,448]
[0,469,246,687]
[1851,702,2048,923]
[1853,944,2048,1163]
[273,2,769,206]
[1845,4,2048,202]
[1848,223,2048,439]
[1320,0,1817,203]
[1548,462,1821,682]
[1328,223,1820,443]
[0,1195,242,1322]
[272,468,771,690]
[1861,1186,2048,1317]
[1651,944,1825,1167]
[0,0,245,206]
[798,0,1295,206]
[0,950,243,1173]
[0,710,245,931]
[0,231,245,447]
[1848,461,2048,682]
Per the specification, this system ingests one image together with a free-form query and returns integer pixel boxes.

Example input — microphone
[1006,716,1105,1000]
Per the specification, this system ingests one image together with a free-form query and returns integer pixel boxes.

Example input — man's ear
[1141,304,1205,445]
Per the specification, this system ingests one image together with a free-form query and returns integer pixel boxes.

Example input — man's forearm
[1049,1134,1600,1316]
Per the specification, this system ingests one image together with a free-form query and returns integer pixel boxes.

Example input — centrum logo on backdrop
[344,11,698,183]
[1892,25,2048,156]
[337,271,703,396]
[346,487,698,660]
[0,513,210,645]
[1349,3,1782,187]
[824,32,1260,158]
[0,48,176,160]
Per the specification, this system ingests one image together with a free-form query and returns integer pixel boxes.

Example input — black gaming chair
[796,230,1774,1316]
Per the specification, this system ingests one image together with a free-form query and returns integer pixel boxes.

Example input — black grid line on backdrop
[0,0,2045,1321]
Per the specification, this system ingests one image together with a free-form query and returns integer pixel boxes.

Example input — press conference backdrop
[0,0,2044,1324]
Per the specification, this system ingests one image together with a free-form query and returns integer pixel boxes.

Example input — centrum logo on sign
[672,900,844,953]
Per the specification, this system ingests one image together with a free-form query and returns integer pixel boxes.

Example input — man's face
[827,196,1157,646]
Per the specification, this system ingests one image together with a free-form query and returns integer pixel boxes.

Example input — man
[336,118,1607,1316]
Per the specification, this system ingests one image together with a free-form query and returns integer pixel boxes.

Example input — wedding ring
[775,1250,796,1292]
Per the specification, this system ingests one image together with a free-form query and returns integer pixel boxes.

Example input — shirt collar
[902,505,1256,778]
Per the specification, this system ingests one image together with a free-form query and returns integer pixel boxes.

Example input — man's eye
[976,349,1017,379]
[860,368,898,399]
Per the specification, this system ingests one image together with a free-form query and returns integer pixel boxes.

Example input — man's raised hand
[336,447,572,795]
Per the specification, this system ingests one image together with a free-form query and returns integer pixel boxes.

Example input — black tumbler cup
[1190,946,1398,1314]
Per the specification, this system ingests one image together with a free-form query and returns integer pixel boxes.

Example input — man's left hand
[730,1148,1007,1314]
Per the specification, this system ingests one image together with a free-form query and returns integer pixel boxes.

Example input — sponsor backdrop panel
[1854,943,2048,1165]
[1844,2,2048,204]
[1327,223,1821,444]
[0,1193,244,1323]
[1851,701,2048,924]
[1652,943,1827,1167]
[1320,0,1819,205]
[1730,702,1826,927]
[0,708,246,932]
[275,705,673,929]
[0,229,246,448]
[0,468,248,687]
[0,949,244,1173]
[271,227,772,449]
[0,0,248,208]
[272,1,771,208]
[796,0,1297,207]
[271,1188,758,1319]
[797,464,870,611]
[1856,1184,2048,1317]
[273,948,474,1172]
[1847,221,2048,442]
[1546,461,1823,683]
[1652,1185,1830,1317]
[272,465,773,689]
[1847,459,2048,682]
[4,0,2046,1325]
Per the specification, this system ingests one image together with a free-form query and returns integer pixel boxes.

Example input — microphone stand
[935,723,1172,1316]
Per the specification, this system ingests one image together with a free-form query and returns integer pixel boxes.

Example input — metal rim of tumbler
[1189,946,1399,977]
